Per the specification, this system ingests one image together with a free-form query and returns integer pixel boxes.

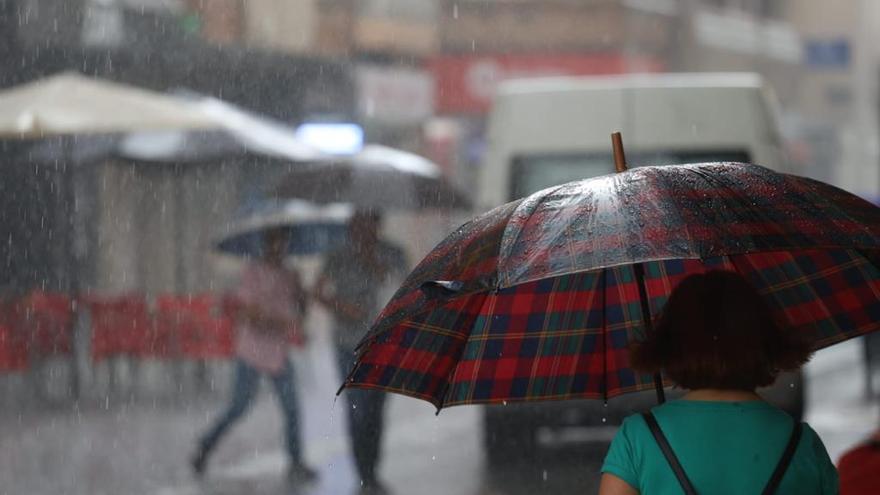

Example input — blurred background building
[2,0,879,294]
[4,0,876,187]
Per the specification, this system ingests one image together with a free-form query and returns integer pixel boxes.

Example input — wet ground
[1,320,876,495]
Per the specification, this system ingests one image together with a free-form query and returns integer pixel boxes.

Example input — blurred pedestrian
[838,429,880,494]
[862,332,880,398]
[599,271,838,495]
[314,210,406,495]
[191,227,317,484]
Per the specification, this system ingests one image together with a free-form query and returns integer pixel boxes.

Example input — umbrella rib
[634,262,665,404]
[497,184,568,287]
[659,167,698,255]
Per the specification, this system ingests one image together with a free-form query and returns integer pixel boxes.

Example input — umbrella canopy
[119,97,325,163]
[24,95,325,165]
[340,162,880,410]
[273,145,471,210]
[0,72,219,138]
[215,201,352,258]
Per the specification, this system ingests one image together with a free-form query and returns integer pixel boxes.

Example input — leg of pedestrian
[346,387,388,494]
[192,359,260,477]
[337,347,389,495]
[269,358,317,484]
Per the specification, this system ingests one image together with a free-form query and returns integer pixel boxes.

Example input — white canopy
[0,72,220,138]
[119,96,326,163]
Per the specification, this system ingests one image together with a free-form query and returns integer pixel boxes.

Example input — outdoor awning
[0,72,219,138]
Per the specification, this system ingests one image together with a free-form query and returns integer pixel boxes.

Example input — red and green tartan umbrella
[340,161,880,411]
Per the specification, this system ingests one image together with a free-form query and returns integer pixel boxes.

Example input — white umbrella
[119,96,325,163]
[274,145,471,210]
[0,71,228,293]
[26,95,326,165]
[0,72,219,138]
[215,200,352,259]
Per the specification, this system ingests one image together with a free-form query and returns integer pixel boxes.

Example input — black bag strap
[643,412,698,495]
[760,421,803,495]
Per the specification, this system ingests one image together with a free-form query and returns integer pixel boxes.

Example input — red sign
[429,53,664,114]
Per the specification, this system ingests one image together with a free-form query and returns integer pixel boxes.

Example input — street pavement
[1,312,876,495]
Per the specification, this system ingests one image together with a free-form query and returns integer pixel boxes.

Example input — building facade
[2,0,878,295]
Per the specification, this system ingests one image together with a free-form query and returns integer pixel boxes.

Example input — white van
[479,72,803,466]
[480,72,786,209]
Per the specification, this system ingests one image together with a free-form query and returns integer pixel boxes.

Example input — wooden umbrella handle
[612,132,628,173]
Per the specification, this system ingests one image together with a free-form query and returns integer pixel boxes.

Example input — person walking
[191,227,317,483]
[314,210,406,495]
[600,271,839,495]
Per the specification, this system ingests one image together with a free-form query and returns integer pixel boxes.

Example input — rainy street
[1,309,875,495]
[6,1,880,494]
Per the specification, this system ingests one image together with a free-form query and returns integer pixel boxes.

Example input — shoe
[190,448,208,478]
[287,462,318,484]
[357,479,390,495]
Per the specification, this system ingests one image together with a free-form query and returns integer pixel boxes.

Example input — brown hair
[629,270,812,391]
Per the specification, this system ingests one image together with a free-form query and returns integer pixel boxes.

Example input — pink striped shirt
[233,262,301,374]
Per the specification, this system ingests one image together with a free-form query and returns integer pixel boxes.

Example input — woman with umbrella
[191,227,317,484]
[599,270,838,494]
[330,131,880,494]
[335,149,880,492]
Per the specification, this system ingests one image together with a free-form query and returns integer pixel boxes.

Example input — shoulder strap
[760,421,803,495]
[642,412,698,495]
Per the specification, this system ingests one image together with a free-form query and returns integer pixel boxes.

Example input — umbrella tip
[611,132,628,173]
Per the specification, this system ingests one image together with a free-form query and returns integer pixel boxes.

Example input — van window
[510,150,751,199]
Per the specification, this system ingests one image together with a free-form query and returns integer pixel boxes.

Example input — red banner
[429,53,664,114]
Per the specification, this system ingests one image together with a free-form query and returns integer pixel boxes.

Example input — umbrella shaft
[654,373,666,403]
[633,262,666,404]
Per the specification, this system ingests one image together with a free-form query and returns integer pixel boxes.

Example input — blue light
[295,122,364,155]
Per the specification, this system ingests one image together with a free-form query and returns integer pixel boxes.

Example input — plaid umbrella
[340,162,880,411]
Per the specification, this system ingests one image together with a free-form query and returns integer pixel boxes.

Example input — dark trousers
[198,359,303,463]
[337,348,387,484]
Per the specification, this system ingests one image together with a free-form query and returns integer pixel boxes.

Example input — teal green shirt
[601,400,838,494]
